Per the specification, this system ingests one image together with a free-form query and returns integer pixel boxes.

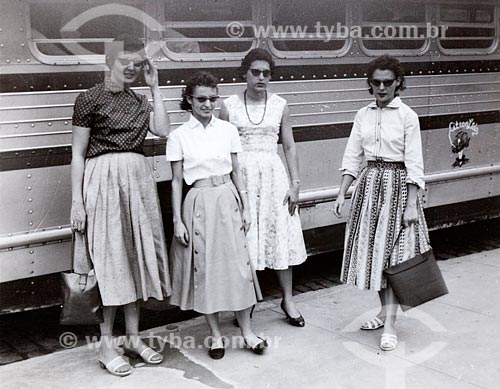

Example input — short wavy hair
[240,48,275,76]
[366,54,406,95]
[180,71,218,111]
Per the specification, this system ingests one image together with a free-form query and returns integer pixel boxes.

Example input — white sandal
[360,317,385,330]
[98,356,132,377]
[380,333,398,351]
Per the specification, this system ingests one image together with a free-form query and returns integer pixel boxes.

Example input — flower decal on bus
[448,119,479,167]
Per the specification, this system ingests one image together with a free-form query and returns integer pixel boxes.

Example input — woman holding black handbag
[333,55,431,351]
[71,34,172,376]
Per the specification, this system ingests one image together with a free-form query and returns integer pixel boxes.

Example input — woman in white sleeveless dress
[220,48,308,327]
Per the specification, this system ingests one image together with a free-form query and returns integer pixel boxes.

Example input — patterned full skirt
[169,182,262,314]
[81,152,171,306]
[239,148,307,270]
[341,161,431,291]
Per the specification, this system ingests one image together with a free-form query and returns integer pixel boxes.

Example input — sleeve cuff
[406,177,425,190]
[339,168,358,179]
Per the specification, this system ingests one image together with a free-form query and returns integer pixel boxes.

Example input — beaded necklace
[244,90,267,125]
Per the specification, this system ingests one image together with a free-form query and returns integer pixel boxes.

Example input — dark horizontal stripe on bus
[1,109,499,172]
[1,60,500,93]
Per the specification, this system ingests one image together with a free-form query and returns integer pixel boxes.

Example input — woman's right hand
[174,221,190,247]
[333,194,345,218]
[70,201,86,233]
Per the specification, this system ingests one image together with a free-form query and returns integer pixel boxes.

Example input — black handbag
[60,232,104,325]
[384,228,448,312]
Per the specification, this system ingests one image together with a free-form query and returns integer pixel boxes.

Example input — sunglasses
[370,78,396,88]
[116,58,145,67]
[249,68,271,78]
[190,95,219,103]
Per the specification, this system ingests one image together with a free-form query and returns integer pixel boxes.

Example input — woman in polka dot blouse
[70,34,171,376]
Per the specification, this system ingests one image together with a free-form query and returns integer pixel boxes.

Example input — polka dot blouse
[72,78,152,158]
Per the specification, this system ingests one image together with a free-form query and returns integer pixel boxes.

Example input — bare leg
[123,302,162,363]
[276,268,301,318]
[380,286,398,335]
[235,306,263,348]
[99,305,131,373]
[205,313,224,348]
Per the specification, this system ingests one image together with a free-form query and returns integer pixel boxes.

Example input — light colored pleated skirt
[81,152,171,306]
[341,161,431,291]
[169,182,262,314]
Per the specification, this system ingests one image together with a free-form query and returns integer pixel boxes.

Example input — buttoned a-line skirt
[341,161,431,291]
[169,182,262,314]
[80,152,171,306]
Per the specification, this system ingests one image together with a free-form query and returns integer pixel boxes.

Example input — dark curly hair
[180,71,218,111]
[240,48,275,76]
[105,34,145,69]
[366,54,406,95]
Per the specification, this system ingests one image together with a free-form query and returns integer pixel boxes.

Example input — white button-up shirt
[340,97,425,189]
[166,114,242,185]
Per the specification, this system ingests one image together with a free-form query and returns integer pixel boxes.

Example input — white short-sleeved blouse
[166,114,242,185]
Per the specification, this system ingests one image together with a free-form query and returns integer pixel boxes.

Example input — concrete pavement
[1,249,499,389]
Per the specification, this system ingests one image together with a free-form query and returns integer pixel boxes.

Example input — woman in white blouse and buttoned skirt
[333,55,431,352]
[167,71,267,360]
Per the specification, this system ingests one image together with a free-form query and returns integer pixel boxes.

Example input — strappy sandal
[380,333,398,351]
[98,356,132,377]
[123,346,163,365]
[360,317,385,330]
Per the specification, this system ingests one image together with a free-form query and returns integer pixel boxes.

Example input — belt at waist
[367,160,405,169]
[192,174,231,188]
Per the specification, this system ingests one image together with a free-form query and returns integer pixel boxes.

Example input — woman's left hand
[403,203,419,227]
[143,58,159,88]
[283,185,300,216]
[242,208,251,235]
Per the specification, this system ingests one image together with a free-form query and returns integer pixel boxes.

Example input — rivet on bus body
[220,78,224,82]
[14,124,18,128]
[15,152,20,156]
[64,121,68,125]
[26,59,30,62]
[29,250,34,254]
[156,159,160,163]
[26,162,31,166]
[21,43,25,47]
[31,150,35,154]
[20,28,24,32]
[280,76,283,79]
[301,75,305,79]
[48,122,52,126]
[27,174,31,178]
[6,59,10,63]
[28,198,32,202]
[156,175,160,179]
[16,59,21,63]
[31,123,35,127]
[8,247,12,251]
[27,186,32,190]
[0,44,4,48]
[0,28,2,32]
[28,210,33,214]
[153,167,157,171]
[323,74,327,77]
[312,75,316,78]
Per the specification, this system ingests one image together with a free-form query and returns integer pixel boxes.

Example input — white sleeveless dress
[223,93,307,270]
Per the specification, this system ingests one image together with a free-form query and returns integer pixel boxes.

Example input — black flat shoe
[244,336,268,355]
[208,339,225,360]
[280,300,305,327]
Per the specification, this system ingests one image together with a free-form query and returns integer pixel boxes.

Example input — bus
[1,0,499,313]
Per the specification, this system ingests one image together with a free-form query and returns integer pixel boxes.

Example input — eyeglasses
[190,95,219,103]
[249,68,271,78]
[370,78,396,88]
[116,58,144,67]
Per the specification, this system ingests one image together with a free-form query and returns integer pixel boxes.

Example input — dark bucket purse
[60,232,103,325]
[384,228,448,312]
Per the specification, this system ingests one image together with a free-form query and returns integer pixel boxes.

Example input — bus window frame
[436,3,499,55]
[358,1,431,57]
[25,0,153,66]
[266,1,352,59]
[157,0,257,62]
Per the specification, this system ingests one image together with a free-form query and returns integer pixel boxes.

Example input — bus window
[437,5,498,54]
[160,0,256,60]
[28,1,147,64]
[268,0,350,58]
[359,0,429,56]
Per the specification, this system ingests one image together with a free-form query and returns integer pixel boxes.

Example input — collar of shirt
[186,114,217,131]
[104,78,135,97]
[368,96,402,109]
